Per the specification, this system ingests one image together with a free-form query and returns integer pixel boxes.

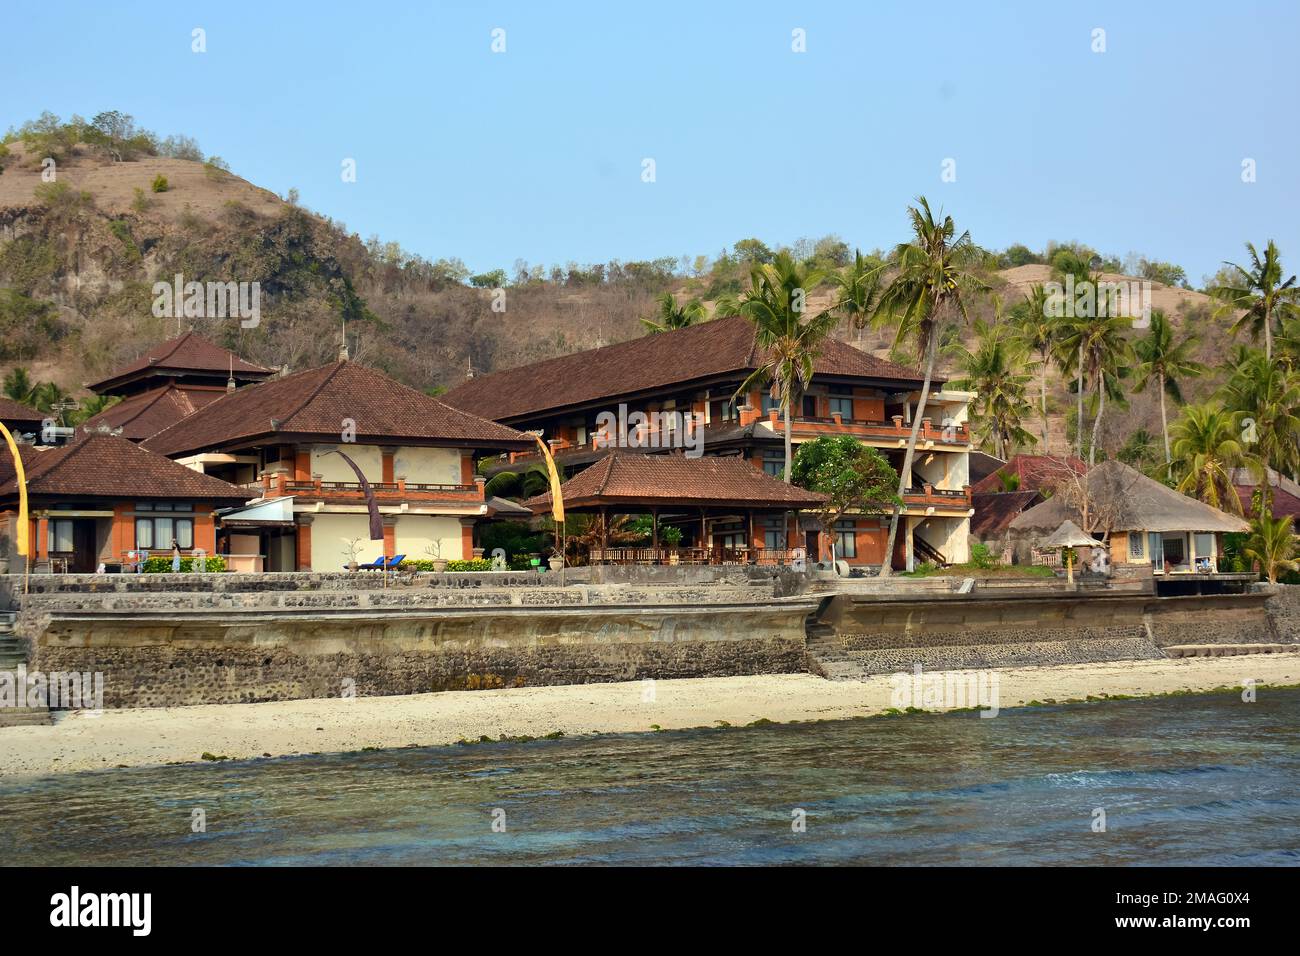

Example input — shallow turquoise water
[2,689,1298,866]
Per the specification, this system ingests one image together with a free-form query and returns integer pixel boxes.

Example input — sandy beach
[1,655,1296,777]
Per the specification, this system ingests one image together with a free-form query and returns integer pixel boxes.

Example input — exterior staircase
[0,609,52,727]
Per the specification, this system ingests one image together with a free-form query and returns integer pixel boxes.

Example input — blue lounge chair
[348,556,385,571]
[384,554,406,570]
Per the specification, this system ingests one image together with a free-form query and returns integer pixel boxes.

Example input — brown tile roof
[0,434,249,502]
[87,330,274,394]
[1231,467,1300,520]
[81,385,229,441]
[970,490,1043,538]
[524,450,829,511]
[141,360,534,457]
[970,454,1087,495]
[0,397,44,428]
[443,314,935,422]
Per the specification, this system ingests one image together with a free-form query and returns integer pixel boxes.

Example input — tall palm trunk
[783,397,793,483]
[1089,373,1105,466]
[1075,342,1084,460]
[879,332,937,577]
[1039,350,1049,449]
[1265,305,1273,361]
[1158,372,1171,476]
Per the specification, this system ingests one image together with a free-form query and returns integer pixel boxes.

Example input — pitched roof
[1008,459,1250,535]
[0,397,44,427]
[86,330,274,394]
[970,490,1043,538]
[442,315,936,422]
[971,454,1087,495]
[524,451,829,511]
[1231,467,1300,520]
[81,385,228,441]
[0,434,249,502]
[141,360,533,457]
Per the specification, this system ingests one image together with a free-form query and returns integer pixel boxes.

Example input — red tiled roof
[141,360,533,457]
[1232,467,1300,519]
[524,451,829,511]
[0,397,44,427]
[87,331,274,394]
[970,490,1043,538]
[0,434,249,502]
[970,454,1087,495]
[443,315,935,422]
[81,385,229,441]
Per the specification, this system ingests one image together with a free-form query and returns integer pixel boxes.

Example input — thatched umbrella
[1039,519,1097,585]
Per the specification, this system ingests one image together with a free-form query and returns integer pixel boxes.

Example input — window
[762,393,780,414]
[1128,532,1144,560]
[802,395,818,418]
[829,396,854,419]
[48,519,75,553]
[136,512,194,551]
[762,451,784,477]
[1194,533,1215,567]
[710,399,736,423]
[834,520,858,559]
[764,530,785,550]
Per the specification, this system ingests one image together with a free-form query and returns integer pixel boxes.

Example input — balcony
[782,410,969,446]
[902,484,972,510]
[246,474,482,504]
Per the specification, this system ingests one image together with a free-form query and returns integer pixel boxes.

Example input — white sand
[2,655,1296,777]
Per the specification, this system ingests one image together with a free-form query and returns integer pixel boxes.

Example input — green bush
[969,542,998,570]
[508,555,538,571]
[151,174,169,193]
[141,555,226,573]
[445,559,494,572]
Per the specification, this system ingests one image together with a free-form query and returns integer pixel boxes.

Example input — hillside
[0,134,1244,465]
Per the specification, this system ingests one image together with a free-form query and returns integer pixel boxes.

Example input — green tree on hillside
[1132,309,1205,477]
[1209,240,1300,360]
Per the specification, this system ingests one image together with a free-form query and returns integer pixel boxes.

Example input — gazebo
[523,451,828,565]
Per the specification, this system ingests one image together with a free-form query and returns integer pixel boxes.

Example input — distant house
[970,489,1044,557]
[970,454,1086,495]
[443,314,977,570]
[969,455,1086,560]
[0,434,249,573]
[1231,467,1300,527]
[82,331,274,441]
[1008,459,1249,576]
[141,358,532,571]
[0,398,44,440]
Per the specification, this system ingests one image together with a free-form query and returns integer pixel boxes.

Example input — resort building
[82,331,275,441]
[0,397,44,440]
[0,433,248,573]
[140,358,532,571]
[443,315,976,570]
[1008,459,1250,580]
[1231,467,1300,527]
[970,454,1088,559]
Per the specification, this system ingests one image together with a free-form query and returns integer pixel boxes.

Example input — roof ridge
[279,362,346,430]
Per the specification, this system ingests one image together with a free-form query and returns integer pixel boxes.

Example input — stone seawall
[30,603,814,708]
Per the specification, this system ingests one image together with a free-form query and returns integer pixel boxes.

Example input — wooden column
[295,515,313,571]
[651,508,659,549]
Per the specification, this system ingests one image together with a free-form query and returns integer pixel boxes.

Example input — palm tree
[1048,251,1096,461]
[871,197,987,575]
[723,251,839,482]
[483,465,551,501]
[70,394,117,426]
[1221,350,1300,515]
[1117,427,1163,476]
[1169,403,1247,515]
[28,381,75,422]
[2,367,35,404]
[1209,240,1300,360]
[946,317,1036,459]
[1243,514,1299,584]
[1132,310,1206,476]
[1060,310,1132,466]
[830,249,883,348]
[641,292,707,335]
[1009,284,1055,448]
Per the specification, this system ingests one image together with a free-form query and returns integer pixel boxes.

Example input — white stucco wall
[311,444,383,483]
[394,446,462,485]
[309,513,382,569]
[394,514,466,562]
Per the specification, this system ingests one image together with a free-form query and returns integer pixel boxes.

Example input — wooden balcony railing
[251,475,480,500]
[589,546,803,566]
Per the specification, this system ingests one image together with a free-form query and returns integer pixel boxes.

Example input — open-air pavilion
[523,451,828,565]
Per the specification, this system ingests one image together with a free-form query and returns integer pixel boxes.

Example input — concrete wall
[393,514,465,563]
[309,512,378,569]
[310,443,383,482]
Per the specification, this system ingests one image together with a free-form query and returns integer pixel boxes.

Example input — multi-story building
[443,315,975,570]
[141,358,532,571]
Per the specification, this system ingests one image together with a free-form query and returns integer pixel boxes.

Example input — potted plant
[662,525,683,565]
[548,547,564,572]
[341,537,363,572]
[425,541,448,573]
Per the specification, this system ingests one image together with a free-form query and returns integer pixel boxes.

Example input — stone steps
[1164,643,1299,658]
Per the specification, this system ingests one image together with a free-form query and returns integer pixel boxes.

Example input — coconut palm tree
[946,317,1036,459]
[640,292,707,335]
[1058,311,1132,466]
[830,249,883,348]
[1009,284,1055,448]
[871,197,987,575]
[2,366,35,404]
[1209,240,1300,360]
[1132,310,1206,476]
[1242,513,1299,583]
[1169,403,1248,515]
[722,251,839,482]
[483,465,551,501]
[1221,350,1300,515]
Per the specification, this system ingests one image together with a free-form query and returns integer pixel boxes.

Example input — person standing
[171,539,182,573]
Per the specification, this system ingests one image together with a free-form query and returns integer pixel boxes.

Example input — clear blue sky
[6,1,1297,284]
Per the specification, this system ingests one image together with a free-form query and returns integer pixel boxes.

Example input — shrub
[969,542,998,570]
[445,559,494,572]
[151,174,169,193]
[131,187,152,213]
[508,555,538,571]
[141,555,227,573]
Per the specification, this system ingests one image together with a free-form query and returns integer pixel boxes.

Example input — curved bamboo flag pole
[324,449,383,542]
[0,423,30,593]
[532,435,565,581]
